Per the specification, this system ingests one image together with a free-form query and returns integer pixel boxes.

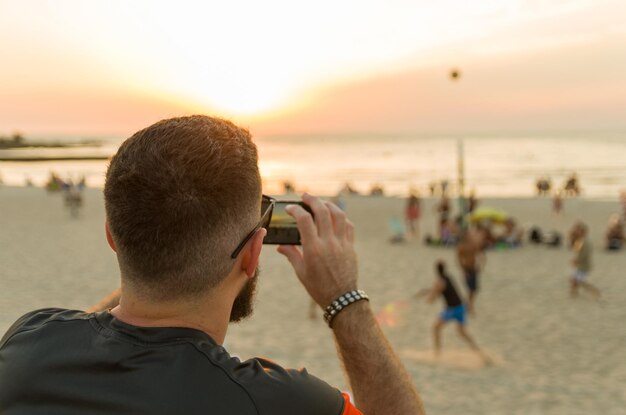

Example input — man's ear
[242,228,266,278]
[105,221,117,252]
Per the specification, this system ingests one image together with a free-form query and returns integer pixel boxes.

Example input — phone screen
[264,201,311,245]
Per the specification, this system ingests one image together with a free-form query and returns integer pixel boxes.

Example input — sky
[0,0,625,137]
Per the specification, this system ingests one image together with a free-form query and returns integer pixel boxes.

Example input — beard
[229,268,258,323]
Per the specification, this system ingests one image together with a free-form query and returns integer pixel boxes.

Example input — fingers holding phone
[302,193,334,238]
[263,194,351,245]
[263,200,313,245]
[276,194,359,307]
[326,200,348,238]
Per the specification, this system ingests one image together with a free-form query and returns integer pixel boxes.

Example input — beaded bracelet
[323,289,369,327]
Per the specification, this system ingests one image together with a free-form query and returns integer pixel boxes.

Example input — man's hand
[277,193,358,308]
[277,193,425,415]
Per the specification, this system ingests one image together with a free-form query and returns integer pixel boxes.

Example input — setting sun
[174,67,298,116]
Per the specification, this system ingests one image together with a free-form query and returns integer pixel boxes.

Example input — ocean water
[1,132,625,198]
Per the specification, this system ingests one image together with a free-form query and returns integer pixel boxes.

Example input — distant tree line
[0,132,103,150]
[0,132,26,148]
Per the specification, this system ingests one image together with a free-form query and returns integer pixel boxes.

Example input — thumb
[277,245,305,276]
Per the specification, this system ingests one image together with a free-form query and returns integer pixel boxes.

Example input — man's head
[104,115,262,304]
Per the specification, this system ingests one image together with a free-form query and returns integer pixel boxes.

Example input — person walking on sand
[553,190,563,215]
[405,192,421,239]
[457,230,485,315]
[416,261,490,364]
[63,181,84,218]
[467,190,478,214]
[569,222,601,299]
[605,214,624,251]
[436,194,451,240]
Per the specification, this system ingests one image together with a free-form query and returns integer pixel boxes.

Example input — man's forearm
[277,196,424,413]
[332,301,425,415]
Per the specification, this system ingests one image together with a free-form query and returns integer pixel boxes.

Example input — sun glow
[178,74,297,116]
[1,0,625,133]
[2,0,458,119]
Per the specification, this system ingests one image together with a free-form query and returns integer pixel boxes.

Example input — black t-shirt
[439,274,462,308]
[0,308,344,415]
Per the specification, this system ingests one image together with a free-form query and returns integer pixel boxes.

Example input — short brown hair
[104,115,261,300]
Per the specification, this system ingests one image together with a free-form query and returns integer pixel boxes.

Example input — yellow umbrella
[470,208,509,224]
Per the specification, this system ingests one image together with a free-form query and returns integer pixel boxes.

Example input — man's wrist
[323,289,369,327]
[329,300,373,331]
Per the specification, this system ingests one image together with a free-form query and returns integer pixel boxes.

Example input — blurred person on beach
[440,179,449,196]
[498,218,523,248]
[405,191,421,239]
[428,181,436,196]
[416,260,490,364]
[457,229,486,315]
[605,214,624,251]
[389,215,407,244]
[424,217,459,247]
[282,180,295,194]
[553,191,563,215]
[63,180,84,218]
[569,222,601,299]
[77,175,87,191]
[443,217,461,245]
[0,116,424,415]
[341,182,359,195]
[568,224,578,249]
[436,193,451,239]
[467,189,478,214]
[535,176,551,196]
[45,171,65,192]
[529,227,562,248]
[564,173,581,197]
[475,221,496,250]
[369,183,384,196]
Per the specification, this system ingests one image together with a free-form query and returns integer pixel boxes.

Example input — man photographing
[0,116,424,414]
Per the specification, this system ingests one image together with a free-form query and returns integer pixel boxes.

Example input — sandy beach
[1,187,625,414]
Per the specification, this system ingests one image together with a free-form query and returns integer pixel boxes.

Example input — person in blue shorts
[417,260,491,364]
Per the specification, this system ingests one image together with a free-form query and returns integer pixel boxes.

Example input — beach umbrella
[470,208,509,224]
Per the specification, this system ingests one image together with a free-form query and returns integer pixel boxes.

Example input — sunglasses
[230,195,276,259]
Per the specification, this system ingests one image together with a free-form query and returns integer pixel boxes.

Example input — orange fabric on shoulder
[341,393,364,415]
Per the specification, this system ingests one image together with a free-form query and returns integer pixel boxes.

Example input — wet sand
[1,187,625,414]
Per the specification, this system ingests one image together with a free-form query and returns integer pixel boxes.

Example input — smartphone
[264,201,313,245]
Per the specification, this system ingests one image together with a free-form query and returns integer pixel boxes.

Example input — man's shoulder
[0,310,346,414]
[211,354,344,415]
[1,308,88,346]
